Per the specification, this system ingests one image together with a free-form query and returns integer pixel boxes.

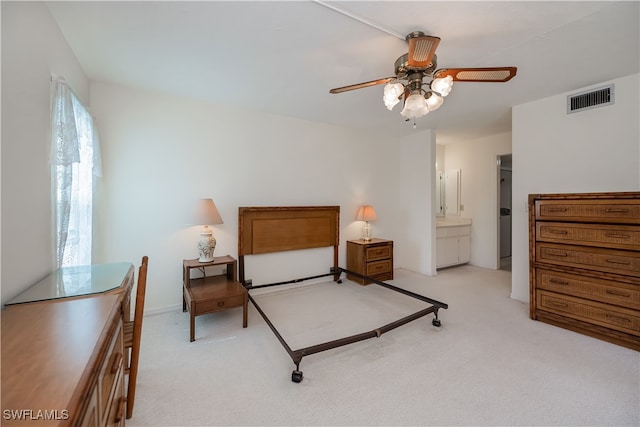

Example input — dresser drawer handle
[605,208,630,213]
[114,397,127,423]
[110,352,123,375]
[549,278,569,285]
[547,251,568,257]
[547,300,568,308]
[217,301,225,307]
[606,289,631,298]
[548,229,568,235]
[547,208,567,213]
[605,233,631,239]
[605,258,631,265]
[606,314,631,323]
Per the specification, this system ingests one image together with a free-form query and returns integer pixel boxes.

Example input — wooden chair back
[126,255,148,419]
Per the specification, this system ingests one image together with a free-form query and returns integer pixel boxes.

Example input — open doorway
[497,154,512,271]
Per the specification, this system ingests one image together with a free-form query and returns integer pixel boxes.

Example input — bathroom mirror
[435,170,444,216]
[445,169,460,215]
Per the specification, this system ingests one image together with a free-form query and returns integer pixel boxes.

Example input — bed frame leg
[432,309,442,327]
[331,267,343,284]
[291,361,304,383]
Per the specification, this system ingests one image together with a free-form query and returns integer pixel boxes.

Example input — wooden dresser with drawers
[529,192,640,350]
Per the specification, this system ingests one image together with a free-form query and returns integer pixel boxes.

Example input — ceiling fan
[329,31,517,121]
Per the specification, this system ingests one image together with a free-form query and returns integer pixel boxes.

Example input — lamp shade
[193,198,223,226]
[356,205,377,222]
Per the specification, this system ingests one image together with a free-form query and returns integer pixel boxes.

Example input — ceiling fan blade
[329,77,396,94]
[407,34,440,68]
[434,67,517,82]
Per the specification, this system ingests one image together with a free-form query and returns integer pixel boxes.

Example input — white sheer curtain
[51,79,102,268]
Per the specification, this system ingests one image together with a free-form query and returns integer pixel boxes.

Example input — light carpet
[127,265,639,426]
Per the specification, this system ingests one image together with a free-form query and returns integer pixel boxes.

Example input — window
[51,79,102,268]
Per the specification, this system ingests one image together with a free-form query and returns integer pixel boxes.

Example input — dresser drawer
[99,319,124,424]
[536,268,640,310]
[105,374,126,426]
[536,222,640,251]
[535,199,640,224]
[536,242,640,277]
[365,244,392,262]
[537,291,640,335]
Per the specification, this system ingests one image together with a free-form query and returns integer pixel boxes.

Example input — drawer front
[105,372,126,427]
[536,243,640,277]
[536,222,640,251]
[196,294,245,314]
[535,199,640,224]
[366,259,392,277]
[436,225,470,238]
[537,291,640,334]
[365,244,392,262]
[536,268,640,310]
[99,320,123,424]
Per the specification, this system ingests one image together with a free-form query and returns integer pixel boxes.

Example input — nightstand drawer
[196,294,245,314]
[365,245,392,261]
[366,259,392,276]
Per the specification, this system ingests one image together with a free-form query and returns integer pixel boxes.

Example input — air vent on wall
[567,84,614,114]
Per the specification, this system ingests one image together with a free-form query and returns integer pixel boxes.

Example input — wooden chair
[123,256,148,419]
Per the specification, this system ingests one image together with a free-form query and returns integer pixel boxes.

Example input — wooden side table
[346,238,394,285]
[182,255,248,342]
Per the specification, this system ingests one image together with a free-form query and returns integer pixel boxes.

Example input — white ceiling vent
[567,84,614,114]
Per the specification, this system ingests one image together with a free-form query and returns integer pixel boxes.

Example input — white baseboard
[144,304,182,317]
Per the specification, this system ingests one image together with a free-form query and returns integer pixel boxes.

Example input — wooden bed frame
[238,205,448,383]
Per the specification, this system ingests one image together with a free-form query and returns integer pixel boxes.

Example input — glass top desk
[5,262,135,310]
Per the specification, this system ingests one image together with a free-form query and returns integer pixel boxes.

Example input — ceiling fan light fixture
[426,92,444,111]
[400,92,430,119]
[383,82,404,110]
[431,75,453,97]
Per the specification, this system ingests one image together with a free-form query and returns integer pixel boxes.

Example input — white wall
[395,130,437,275]
[1,1,89,303]
[441,132,512,269]
[90,82,437,312]
[512,73,640,302]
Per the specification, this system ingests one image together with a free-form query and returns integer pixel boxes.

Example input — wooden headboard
[238,206,340,283]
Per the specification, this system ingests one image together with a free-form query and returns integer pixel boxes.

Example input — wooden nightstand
[346,238,394,285]
[182,255,248,342]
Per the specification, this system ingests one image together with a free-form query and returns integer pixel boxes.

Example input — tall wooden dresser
[529,192,640,350]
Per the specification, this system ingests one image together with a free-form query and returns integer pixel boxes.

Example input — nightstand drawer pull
[605,208,630,213]
[217,301,225,307]
[606,314,631,323]
[548,208,568,212]
[606,289,631,298]
[549,278,569,285]
[605,258,631,265]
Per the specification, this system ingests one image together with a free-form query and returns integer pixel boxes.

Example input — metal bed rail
[244,267,448,383]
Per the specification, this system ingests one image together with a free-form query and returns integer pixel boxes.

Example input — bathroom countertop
[436,217,472,227]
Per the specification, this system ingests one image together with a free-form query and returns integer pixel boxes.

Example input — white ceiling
[45,1,639,142]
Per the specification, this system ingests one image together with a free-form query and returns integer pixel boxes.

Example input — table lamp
[356,205,377,241]
[194,198,223,262]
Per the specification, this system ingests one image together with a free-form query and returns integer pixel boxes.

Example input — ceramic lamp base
[197,232,217,262]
